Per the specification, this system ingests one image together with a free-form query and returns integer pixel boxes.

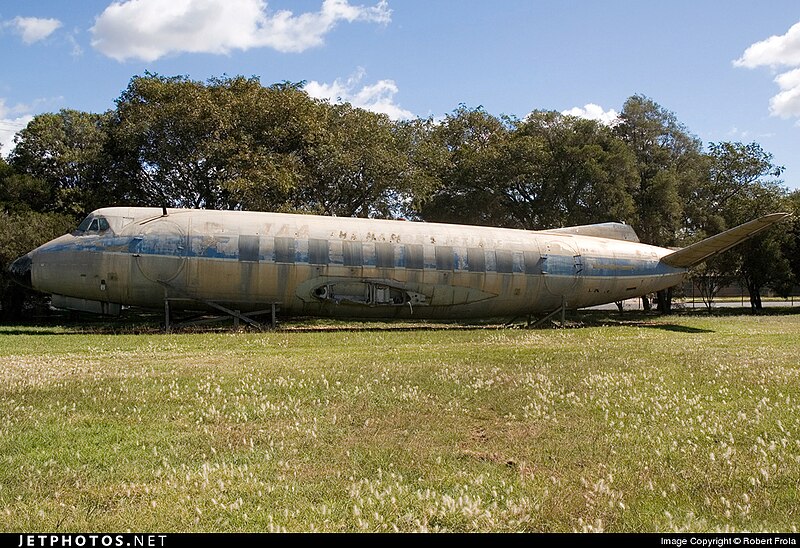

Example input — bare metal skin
[7,207,790,321]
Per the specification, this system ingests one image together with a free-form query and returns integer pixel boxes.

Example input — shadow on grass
[1,305,798,335]
[0,310,166,335]
[633,323,714,334]
[563,305,800,333]
[535,311,713,333]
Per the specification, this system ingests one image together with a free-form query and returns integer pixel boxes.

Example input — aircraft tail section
[539,222,640,242]
[660,213,791,269]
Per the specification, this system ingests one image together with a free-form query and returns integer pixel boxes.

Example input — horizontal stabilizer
[539,222,640,242]
[660,213,791,269]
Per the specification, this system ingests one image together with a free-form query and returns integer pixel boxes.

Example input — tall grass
[1,312,799,532]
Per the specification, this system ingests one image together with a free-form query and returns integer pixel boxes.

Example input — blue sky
[1,0,799,190]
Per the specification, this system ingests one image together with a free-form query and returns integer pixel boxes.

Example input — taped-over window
[343,241,362,266]
[238,235,259,262]
[405,244,423,269]
[309,239,329,265]
[467,247,485,272]
[375,243,394,268]
[274,237,295,263]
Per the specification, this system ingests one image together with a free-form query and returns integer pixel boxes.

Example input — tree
[111,74,323,210]
[209,79,324,212]
[688,142,790,311]
[0,159,77,317]
[787,190,800,292]
[419,105,514,226]
[734,187,793,311]
[0,211,75,319]
[507,111,637,229]
[109,73,244,210]
[392,117,449,219]
[615,96,700,246]
[8,109,114,216]
[690,253,740,311]
[420,107,638,231]
[685,142,784,235]
[0,157,50,213]
[108,73,430,218]
[615,95,704,311]
[288,102,433,218]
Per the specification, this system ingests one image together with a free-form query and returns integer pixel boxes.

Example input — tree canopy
[1,73,797,317]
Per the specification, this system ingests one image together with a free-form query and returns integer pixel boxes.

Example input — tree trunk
[0,285,25,321]
[748,281,762,311]
[656,287,673,314]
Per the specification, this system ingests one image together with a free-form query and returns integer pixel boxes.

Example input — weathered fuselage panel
[25,207,688,320]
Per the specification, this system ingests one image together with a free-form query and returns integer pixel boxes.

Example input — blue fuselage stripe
[36,234,683,279]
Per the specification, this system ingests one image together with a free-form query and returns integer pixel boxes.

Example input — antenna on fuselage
[161,205,168,217]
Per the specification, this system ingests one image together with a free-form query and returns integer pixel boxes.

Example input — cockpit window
[74,215,112,235]
[76,215,93,233]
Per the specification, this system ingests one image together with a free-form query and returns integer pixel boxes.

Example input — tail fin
[539,222,640,242]
[660,213,791,269]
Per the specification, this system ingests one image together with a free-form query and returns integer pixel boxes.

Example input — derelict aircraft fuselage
[7,207,790,322]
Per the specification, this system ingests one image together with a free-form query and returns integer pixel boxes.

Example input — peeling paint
[22,206,711,320]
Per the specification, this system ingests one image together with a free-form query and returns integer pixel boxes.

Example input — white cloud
[7,16,62,44]
[562,103,619,126]
[724,127,775,140]
[0,99,33,157]
[735,21,800,120]
[305,68,414,120]
[734,21,800,69]
[91,0,391,62]
[770,67,800,119]
[67,31,84,57]
[725,127,750,140]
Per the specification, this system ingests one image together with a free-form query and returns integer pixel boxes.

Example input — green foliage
[9,109,113,216]
[787,190,800,286]
[291,102,423,218]
[0,172,51,213]
[110,73,249,209]
[511,111,638,228]
[390,117,449,219]
[420,107,638,230]
[615,94,704,246]
[0,210,75,318]
[687,142,792,309]
[687,142,784,235]
[106,73,429,218]
[419,105,514,226]
[2,77,795,314]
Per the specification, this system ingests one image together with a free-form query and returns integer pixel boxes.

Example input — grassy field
[1,309,799,532]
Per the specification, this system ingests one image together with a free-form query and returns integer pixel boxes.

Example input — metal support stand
[159,281,279,332]
[531,301,567,328]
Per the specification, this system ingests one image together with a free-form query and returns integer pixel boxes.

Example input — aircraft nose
[7,252,33,289]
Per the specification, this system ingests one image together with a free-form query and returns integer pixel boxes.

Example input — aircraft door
[131,219,188,284]
[543,239,583,304]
